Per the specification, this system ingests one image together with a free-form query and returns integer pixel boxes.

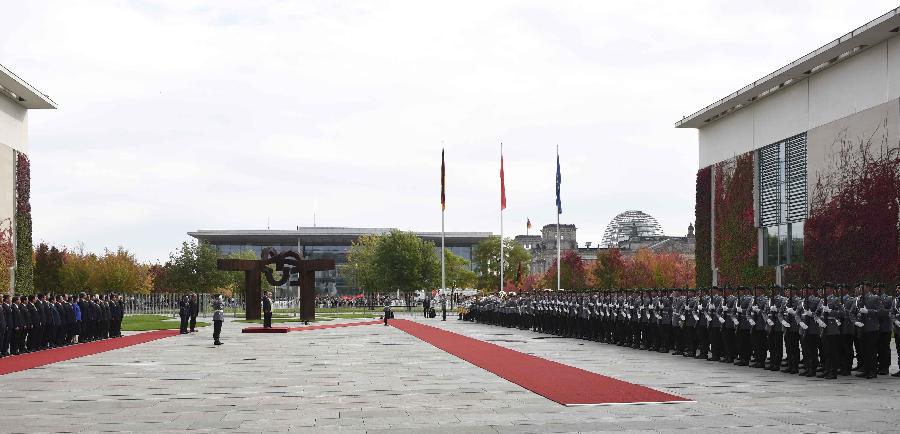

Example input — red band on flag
[500,154,506,210]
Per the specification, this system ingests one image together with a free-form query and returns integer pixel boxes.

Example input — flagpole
[556,145,561,292]
[441,207,445,303]
[500,143,504,294]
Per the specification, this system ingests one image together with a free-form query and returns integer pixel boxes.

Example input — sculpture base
[241,326,290,334]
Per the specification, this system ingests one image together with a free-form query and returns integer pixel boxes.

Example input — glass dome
[601,210,664,247]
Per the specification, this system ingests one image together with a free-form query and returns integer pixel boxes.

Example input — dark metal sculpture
[217,249,335,321]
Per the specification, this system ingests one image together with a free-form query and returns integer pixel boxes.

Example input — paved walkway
[1,315,898,433]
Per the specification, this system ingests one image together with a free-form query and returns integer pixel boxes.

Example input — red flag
[441,149,446,211]
[500,152,506,210]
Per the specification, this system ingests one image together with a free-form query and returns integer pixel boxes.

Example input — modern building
[188,227,491,294]
[0,65,56,293]
[678,8,900,286]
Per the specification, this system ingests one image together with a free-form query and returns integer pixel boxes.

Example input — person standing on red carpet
[262,292,273,328]
[383,305,393,326]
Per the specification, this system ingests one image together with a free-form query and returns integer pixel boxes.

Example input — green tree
[95,247,152,294]
[165,241,231,293]
[35,243,67,293]
[342,234,383,292]
[472,236,531,290]
[373,230,439,297]
[60,248,99,293]
[442,249,476,289]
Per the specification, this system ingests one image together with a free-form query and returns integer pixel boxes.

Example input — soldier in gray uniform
[750,286,769,368]
[716,286,732,363]
[671,289,685,356]
[735,287,753,366]
[783,285,803,374]
[819,283,842,379]
[854,282,880,378]
[766,285,787,371]
[839,284,855,375]
[876,283,892,375]
[695,288,710,360]
[800,285,822,377]
[682,288,698,357]
[891,286,900,377]
[212,295,225,345]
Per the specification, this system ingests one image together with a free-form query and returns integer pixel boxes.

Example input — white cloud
[1,0,897,261]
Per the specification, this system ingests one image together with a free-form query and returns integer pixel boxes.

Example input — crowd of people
[0,292,125,357]
[464,282,900,379]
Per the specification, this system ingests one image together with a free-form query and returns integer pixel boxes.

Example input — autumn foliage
[516,248,695,291]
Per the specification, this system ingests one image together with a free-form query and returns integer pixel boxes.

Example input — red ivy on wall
[804,135,900,284]
[15,153,33,294]
[695,166,712,287]
[714,153,772,287]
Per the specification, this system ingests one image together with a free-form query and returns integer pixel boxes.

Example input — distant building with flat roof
[188,227,491,294]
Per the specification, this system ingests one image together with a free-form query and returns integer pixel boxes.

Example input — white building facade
[0,64,55,293]
[679,8,900,287]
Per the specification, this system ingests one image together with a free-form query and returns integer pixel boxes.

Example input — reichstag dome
[601,210,665,247]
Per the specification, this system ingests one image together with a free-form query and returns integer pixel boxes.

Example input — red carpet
[289,320,381,331]
[242,326,290,333]
[0,330,179,376]
[390,319,691,406]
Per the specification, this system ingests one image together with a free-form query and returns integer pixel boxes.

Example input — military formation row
[463,283,900,379]
[0,293,126,357]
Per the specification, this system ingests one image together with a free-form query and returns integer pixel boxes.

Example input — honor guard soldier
[783,285,803,373]
[733,287,752,365]
[767,286,787,371]
[750,286,769,368]
[800,285,823,377]
[876,283,892,375]
[819,282,843,379]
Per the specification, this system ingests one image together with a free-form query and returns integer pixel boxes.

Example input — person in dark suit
[423,298,430,318]
[77,293,88,343]
[383,304,393,326]
[263,292,273,328]
[11,297,25,355]
[1,295,11,356]
[189,293,199,332]
[178,295,190,334]
[0,295,6,357]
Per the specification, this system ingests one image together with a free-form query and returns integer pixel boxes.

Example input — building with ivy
[0,64,55,294]
[679,8,900,287]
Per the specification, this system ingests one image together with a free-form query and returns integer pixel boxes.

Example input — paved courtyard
[2,314,900,433]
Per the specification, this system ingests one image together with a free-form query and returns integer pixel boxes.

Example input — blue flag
[555,152,562,215]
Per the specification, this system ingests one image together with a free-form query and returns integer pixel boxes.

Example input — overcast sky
[1,1,898,262]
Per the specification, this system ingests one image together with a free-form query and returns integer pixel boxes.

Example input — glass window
[758,133,807,267]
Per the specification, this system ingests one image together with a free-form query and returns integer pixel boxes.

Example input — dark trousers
[785,332,801,370]
[736,329,752,362]
[863,331,879,375]
[751,329,767,364]
[0,330,6,355]
[877,331,891,372]
[823,333,840,375]
[713,327,728,360]
[190,315,198,332]
[802,334,820,373]
[213,320,222,343]
[179,314,188,333]
[263,312,272,328]
[696,324,708,357]
[768,331,784,367]
[683,326,695,355]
